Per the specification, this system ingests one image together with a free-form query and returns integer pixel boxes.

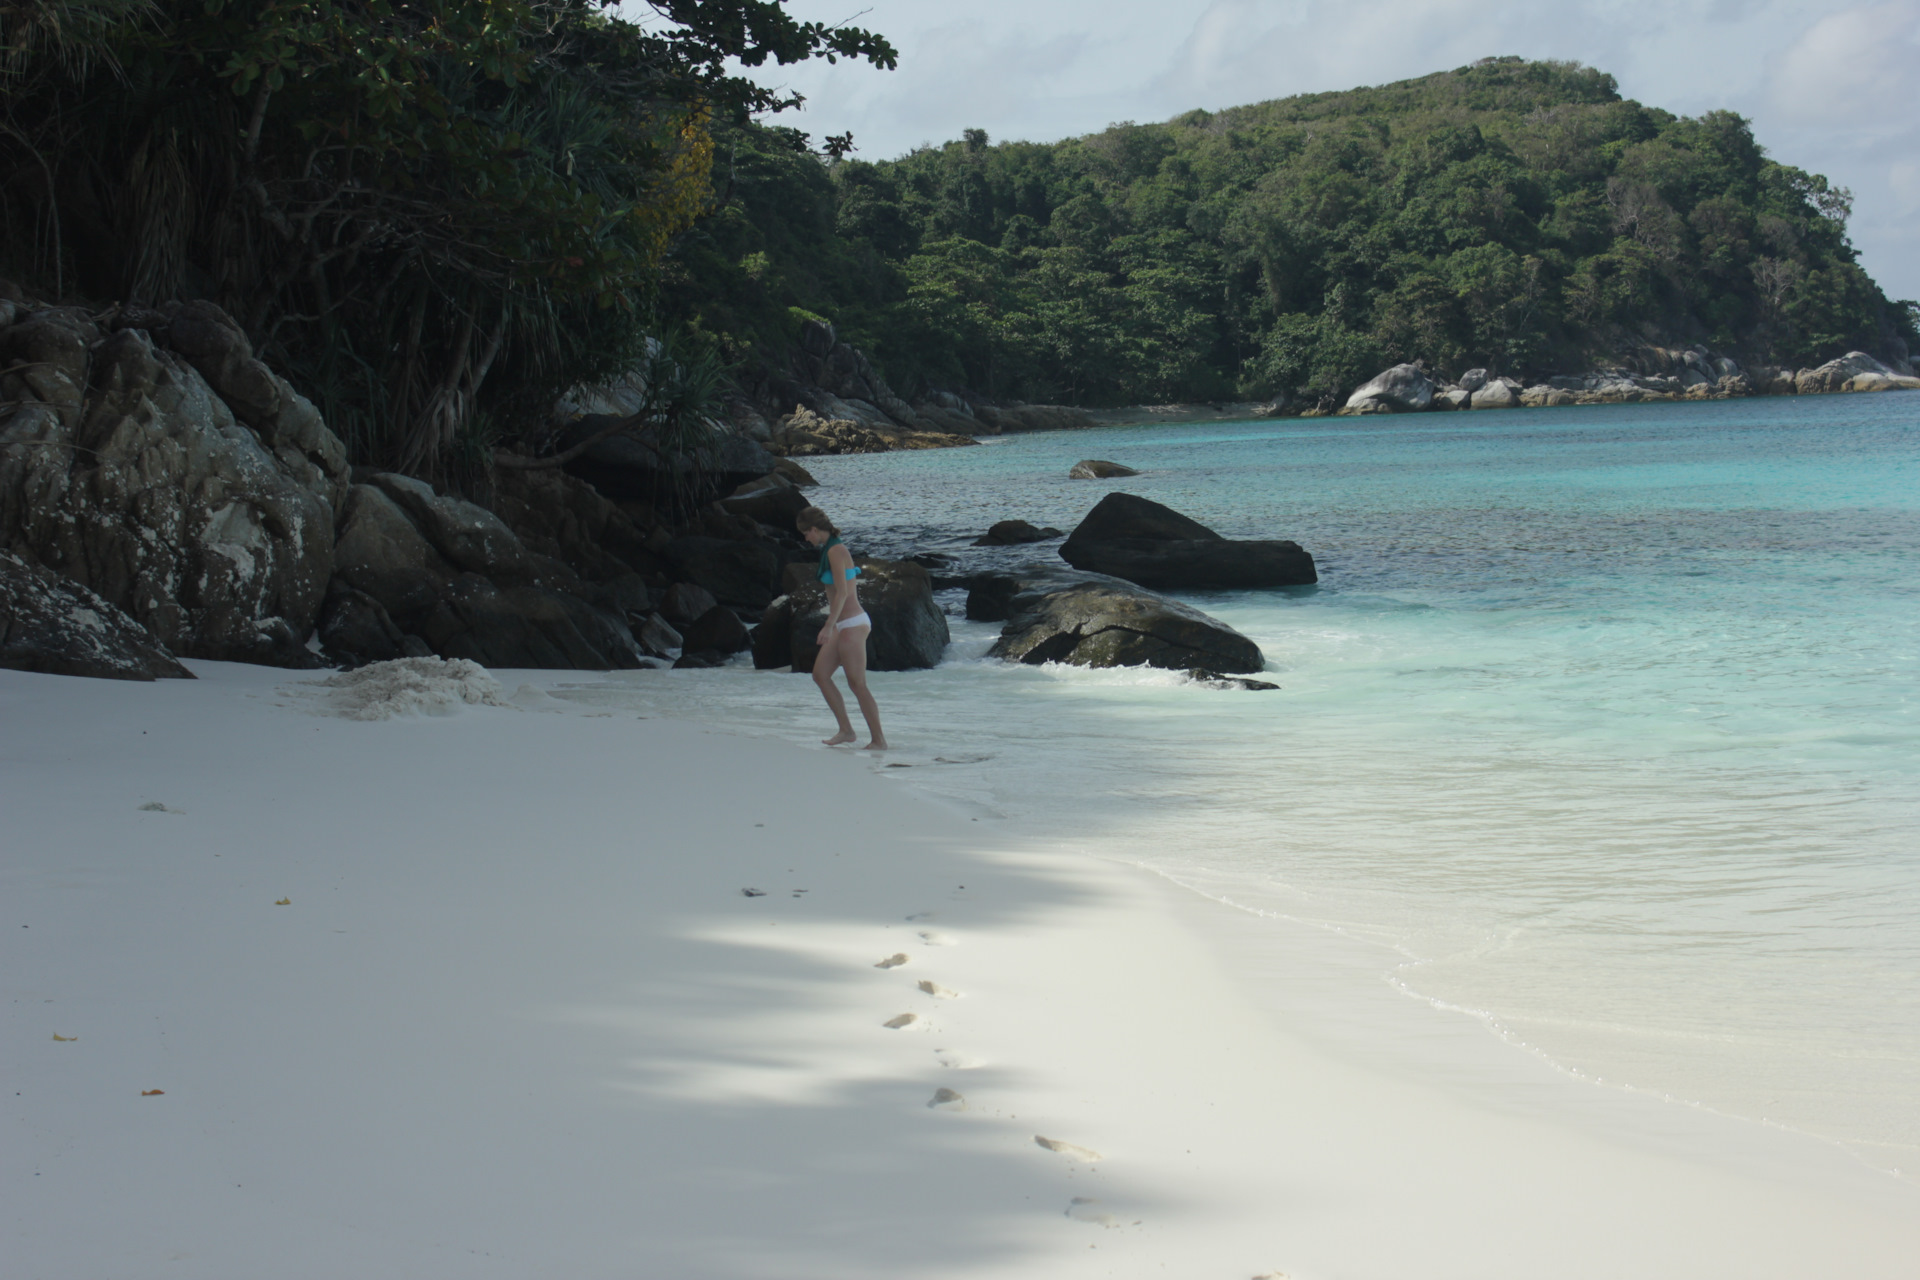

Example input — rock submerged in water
[1189,668,1279,691]
[974,519,1064,546]
[1058,493,1317,591]
[0,550,195,681]
[969,565,1266,674]
[1069,459,1139,479]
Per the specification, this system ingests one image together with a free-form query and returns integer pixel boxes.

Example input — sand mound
[309,657,511,720]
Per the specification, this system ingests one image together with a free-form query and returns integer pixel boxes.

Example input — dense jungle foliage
[665,57,1919,409]
[0,0,890,473]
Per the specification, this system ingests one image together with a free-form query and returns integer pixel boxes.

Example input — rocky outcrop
[661,535,783,611]
[1792,351,1920,394]
[718,474,812,529]
[1336,344,1916,417]
[486,466,666,584]
[1069,459,1140,479]
[1,549,194,680]
[557,415,779,506]
[751,559,949,672]
[329,478,644,670]
[784,319,937,433]
[0,300,347,667]
[973,403,1099,433]
[974,519,1063,546]
[1469,379,1520,409]
[767,406,975,457]
[1343,363,1435,414]
[968,565,1265,674]
[680,604,751,655]
[1059,493,1318,591]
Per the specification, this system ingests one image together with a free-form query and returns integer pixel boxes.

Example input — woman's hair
[795,506,839,536]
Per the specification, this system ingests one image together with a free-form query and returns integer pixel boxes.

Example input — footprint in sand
[882,1013,919,1029]
[1035,1135,1103,1162]
[917,929,956,947]
[917,979,961,999]
[934,1048,984,1069]
[927,1087,967,1111]
[1065,1198,1123,1227]
[874,953,910,969]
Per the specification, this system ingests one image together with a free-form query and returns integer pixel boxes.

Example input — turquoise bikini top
[818,535,861,584]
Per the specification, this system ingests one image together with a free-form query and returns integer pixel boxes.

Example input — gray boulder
[969,565,1265,674]
[1069,459,1140,479]
[751,559,949,672]
[659,582,719,627]
[1458,368,1490,393]
[369,473,538,580]
[1059,492,1317,591]
[634,612,683,659]
[1,549,194,680]
[719,477,810,529]
[1343,363,1435,413]
[331,480,643,670]
[561,417,779,505]
[485,465,665,582]
[316,581,432,668]
[1796,351,1920,394]
[1470,380,1519,409]
[157,300,350,512]
[0,310,341,666]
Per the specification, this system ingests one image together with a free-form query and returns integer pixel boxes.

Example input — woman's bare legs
[836,626,888,749]
[812,639,858,745]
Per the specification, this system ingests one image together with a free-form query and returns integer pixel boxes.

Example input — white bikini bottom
[834,612,872,631]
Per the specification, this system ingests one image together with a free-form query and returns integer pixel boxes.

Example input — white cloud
[1767,1,1920,126]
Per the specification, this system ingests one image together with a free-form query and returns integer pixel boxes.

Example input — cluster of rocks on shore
[9,278,1908,690]
[0,285,1277,689]
[1342,347,1920,415]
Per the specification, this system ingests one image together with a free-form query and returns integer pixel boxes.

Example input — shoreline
[8,660,1920,1277]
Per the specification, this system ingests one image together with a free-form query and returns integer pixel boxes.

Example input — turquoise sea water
[589,394,1920,1166]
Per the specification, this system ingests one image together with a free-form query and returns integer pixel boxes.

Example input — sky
[707,0,1919,301]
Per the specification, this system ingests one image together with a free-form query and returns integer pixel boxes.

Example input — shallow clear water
[579,395,1920,1165]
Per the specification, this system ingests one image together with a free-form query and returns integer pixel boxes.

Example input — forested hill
[666,56,1918,411]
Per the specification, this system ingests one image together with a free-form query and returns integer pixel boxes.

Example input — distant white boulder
[1343,363,1435,413]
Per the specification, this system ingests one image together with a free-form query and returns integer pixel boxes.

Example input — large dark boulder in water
[1059,493,1316,590]
[0,550,195,680]
[969,564,1265,674]
[973,519,1063,546]
[751,558,949,672]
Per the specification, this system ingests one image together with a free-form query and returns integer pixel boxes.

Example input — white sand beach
[7,660,1920,1279]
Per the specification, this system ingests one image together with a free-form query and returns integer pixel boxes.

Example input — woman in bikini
[796,506,888,750]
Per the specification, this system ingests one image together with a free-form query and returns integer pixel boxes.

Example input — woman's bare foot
[864,737,889,751]
[823,729,857,746]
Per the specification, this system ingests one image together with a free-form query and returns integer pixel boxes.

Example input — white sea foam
[306,657,511,720]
